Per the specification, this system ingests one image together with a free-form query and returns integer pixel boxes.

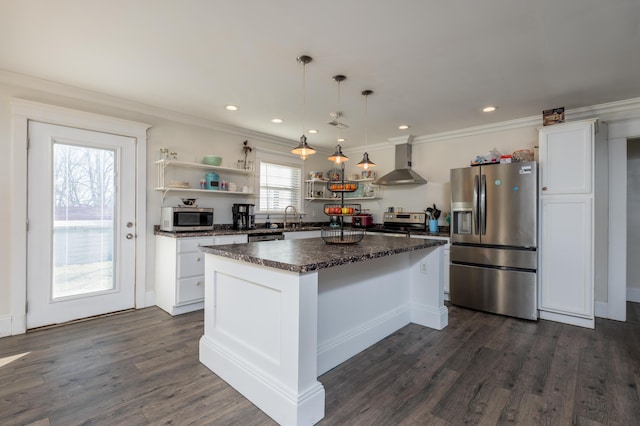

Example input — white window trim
[255,148,304,215]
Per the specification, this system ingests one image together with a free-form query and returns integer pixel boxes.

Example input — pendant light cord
[302,61,306,135]
[364,93,368,150]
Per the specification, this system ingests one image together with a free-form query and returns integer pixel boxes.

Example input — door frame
[10,99,151,334]
[608,117,640,321]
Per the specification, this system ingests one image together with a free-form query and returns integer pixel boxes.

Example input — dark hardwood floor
[1,303,639,425]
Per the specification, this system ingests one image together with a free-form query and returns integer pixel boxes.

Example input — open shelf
[155,187,255,195]
[155,159,253,175]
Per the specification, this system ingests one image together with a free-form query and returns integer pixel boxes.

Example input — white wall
[627,139,640,295]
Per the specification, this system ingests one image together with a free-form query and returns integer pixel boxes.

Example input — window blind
[259,161,302,213]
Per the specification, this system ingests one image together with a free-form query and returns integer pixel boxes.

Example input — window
[259,160,302,213]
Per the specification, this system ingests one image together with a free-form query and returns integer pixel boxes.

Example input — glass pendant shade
[291,134,316,160]
[328,144,349,164]
[356,152,375,169]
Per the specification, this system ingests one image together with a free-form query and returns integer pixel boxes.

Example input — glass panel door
[27,121,137,328]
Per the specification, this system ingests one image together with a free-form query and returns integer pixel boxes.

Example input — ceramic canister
[206,172,219,190]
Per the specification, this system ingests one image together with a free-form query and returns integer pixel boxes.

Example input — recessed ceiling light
[308,129,318,134]
[482,106,498,112]
[225,104,238,111]
[337,137,346,142]
[271,118,283,123]
[398,124,410,130]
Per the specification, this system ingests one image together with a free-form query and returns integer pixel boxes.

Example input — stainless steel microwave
[160,207,214,232]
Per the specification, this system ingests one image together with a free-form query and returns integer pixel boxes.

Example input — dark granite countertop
[407,230,451,238]
[154,225,322,238]
[154,224,450,239]
[199,234,446,273]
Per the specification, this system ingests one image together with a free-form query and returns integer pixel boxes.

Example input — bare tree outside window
[53,143,115,298]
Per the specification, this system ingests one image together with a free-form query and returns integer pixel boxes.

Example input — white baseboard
[0,315,11,338]
[200,336,325,426]
[317,305,410,375]
[539,310,595,329]
[627,287,640,303]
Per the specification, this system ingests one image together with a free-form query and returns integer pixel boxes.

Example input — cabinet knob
[542,186,548,191]
[196,281,201,286]
[196,257,201,262]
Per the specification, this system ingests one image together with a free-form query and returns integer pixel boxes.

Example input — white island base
[199,243,446,425]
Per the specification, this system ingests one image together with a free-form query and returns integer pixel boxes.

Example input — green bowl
[202,156,222,166]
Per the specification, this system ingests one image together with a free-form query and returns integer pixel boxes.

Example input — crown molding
[413,97,640,145]
[4,68,640,150]
[0,68,296,148]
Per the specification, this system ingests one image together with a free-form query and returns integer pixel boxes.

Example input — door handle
[480,174,487,235]
[473,174,479,235]
[126,233,134,240]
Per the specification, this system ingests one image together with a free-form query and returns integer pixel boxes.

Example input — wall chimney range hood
[374,140,427,185]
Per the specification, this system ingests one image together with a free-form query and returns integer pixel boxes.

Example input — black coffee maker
[232,203,255,230]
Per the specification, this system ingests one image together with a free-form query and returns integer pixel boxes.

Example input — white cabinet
[538,118,605,328]
[283,230,322,240]
[411,235,450,300]
[155,233,247,315]
[539,197,593,318]
[539,121,593,195]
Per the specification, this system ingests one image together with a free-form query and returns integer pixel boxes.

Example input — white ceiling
[2,0,640,149]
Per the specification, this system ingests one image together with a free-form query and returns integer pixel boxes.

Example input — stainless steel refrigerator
[450,161,537,320]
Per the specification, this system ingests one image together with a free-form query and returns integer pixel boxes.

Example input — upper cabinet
[538,120,595,195]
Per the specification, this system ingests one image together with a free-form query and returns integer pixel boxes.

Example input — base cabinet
[539,197,593,320]
[155,234,248,315]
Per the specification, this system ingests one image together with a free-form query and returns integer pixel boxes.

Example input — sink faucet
[284,205,298,229]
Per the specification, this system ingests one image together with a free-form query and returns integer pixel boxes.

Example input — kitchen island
[199,235,447,426]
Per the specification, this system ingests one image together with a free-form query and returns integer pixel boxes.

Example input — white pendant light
[356,90,376,170]
[291,55,316,160]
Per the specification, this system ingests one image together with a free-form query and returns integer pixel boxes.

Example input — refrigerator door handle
[473,174,480,234]
[480,174,487,235]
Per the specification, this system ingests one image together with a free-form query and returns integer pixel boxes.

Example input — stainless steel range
[366,212,426,236]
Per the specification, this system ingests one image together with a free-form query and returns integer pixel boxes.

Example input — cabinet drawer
[176,276,204,304]
[177,252,205,278]
[178,237,214,253]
